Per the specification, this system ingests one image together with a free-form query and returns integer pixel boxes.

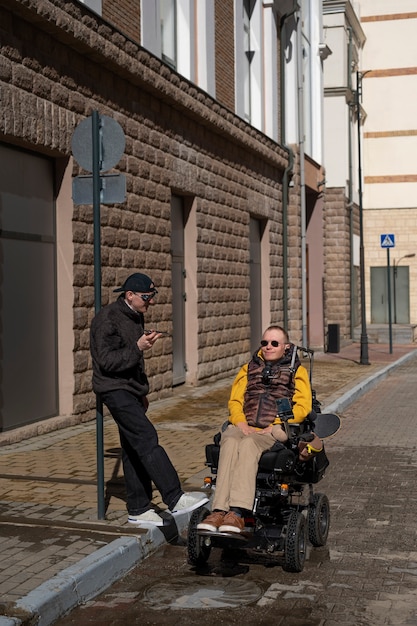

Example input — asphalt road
[54,358,417,626]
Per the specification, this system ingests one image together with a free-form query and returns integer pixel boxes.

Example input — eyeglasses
[135,290,158,302]
[260,340,280,347]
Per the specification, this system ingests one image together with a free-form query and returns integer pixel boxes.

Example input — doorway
[0,144,58,431]
[171,196,186,385]
[371,265,411,324]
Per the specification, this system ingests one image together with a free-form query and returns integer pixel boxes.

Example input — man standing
[90,272,208,526]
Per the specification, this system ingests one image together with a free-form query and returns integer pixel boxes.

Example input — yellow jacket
[228,358,312,427]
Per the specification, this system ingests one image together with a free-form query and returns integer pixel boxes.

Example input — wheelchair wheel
[308,493,330,547]
[187,506,212,566]
[283,510,307,573]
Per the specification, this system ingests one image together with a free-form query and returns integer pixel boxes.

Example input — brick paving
[53,344,417,626]
[0,342,416,621]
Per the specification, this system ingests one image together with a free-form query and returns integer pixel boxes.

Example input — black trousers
[101,389,183,515]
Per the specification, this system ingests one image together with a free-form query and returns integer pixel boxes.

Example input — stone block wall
[324,187,359,345]
[214,0,235,112]
[103,0,141,43]
[1,0,293,420]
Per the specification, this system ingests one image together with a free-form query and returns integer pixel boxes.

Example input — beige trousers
[212,425,276,512]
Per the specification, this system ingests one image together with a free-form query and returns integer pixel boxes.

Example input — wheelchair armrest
[205,443,220,470]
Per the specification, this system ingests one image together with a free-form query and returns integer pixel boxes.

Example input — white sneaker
[169,492,209,515]
[128,510,165,526]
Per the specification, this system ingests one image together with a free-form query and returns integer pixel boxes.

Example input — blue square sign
[380,234,395,248]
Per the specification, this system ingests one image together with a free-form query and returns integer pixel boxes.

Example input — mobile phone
[276,397,293,421]
[143,329,171,337]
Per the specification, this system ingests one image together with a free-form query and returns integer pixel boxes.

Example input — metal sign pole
[71,111,126,520]
[92,110,105,520]
[357,71,370,365]
[387,248,393,354]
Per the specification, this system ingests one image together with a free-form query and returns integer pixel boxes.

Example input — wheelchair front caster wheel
[284,510,307,573]
[308,492,330,547]
[187,506,212,566]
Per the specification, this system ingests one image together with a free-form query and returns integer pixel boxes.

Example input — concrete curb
[322,349,417,414]
[15,537,142,626]
[0,618,21,626]
[3,351,416,626]
[3,512,194,626]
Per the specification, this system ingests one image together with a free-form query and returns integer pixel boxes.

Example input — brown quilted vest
[243,349,300,428]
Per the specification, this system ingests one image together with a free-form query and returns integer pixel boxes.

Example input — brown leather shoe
[219,511,245,534]
[197,510,226,532]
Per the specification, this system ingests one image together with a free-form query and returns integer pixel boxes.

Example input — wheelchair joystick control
[276,397,294,440]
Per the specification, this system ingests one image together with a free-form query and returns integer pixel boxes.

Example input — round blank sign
[71,114,125,173]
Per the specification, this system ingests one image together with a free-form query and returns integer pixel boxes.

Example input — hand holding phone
[143,329,171,337]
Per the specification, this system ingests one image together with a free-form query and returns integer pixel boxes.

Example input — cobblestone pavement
[53,348,417,626]
[0,343,416,625]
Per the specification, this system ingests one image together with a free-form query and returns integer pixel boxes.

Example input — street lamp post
[356,71,370,365]
[393,253,415,324]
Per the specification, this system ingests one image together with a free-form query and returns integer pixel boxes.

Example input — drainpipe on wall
[295,7,308,347]
[282,148,294,330]
[280,4,297,331]
[347,26,355,339]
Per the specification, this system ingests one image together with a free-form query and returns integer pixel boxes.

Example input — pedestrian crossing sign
[380,234,395,248]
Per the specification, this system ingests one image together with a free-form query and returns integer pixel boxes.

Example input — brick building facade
[1,0,317,432]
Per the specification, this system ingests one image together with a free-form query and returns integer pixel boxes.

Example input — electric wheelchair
[187,346,337,573]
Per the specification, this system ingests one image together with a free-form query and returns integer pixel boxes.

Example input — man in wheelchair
[197,325,312,535]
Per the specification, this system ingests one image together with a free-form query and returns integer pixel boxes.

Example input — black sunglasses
[260,340,280,347]
[135,290,158,302]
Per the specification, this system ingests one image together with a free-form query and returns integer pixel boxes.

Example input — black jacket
[90,296,149,398]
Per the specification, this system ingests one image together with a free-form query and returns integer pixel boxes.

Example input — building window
[161,0,177,69]
[301,0,312,156]
[141,0,215,95]
[76,0,102,16]
[243,0,253,123]
[236,0,263,131]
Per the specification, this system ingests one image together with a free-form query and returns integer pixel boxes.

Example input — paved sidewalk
[0,343,416,626]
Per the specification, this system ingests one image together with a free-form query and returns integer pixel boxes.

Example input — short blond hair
[263,325,289,343]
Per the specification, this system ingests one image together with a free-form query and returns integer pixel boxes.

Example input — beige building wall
[359,1,417,326]
[322,1,365,346]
